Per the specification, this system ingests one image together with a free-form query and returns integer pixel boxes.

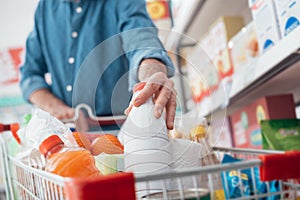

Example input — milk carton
[273,0,300,37]
[249,0,281,54]
[120,82,172,196]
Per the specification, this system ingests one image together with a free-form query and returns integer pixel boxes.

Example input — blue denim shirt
[20,0,174,116]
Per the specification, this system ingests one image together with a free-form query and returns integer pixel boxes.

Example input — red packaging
[230,94,296,149]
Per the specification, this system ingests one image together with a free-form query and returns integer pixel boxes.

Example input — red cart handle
[0,123,21,144]
[64,172,136,200]
[259,151,300,181]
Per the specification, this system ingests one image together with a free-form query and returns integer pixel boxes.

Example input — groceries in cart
[7,109,101,177]
[91,134,124,175]
[1,108,300,200]
[39,134,101,178]
[221,154,280,199]
[119,82,173,196]
[118,82,218,198]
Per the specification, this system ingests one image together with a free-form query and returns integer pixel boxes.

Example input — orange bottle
[39,135,101,178]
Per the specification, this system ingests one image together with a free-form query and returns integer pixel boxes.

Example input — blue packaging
[221,154,280,199]
[221,154,251,198]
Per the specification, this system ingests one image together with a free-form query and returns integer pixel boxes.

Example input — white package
[273,0,300,37]
[249,0,281,53]
[120,85,171,196]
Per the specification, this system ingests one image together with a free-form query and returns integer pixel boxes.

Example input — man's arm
[117,0,176,129]
[20,2,77,122]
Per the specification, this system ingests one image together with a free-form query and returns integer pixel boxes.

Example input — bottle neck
[45,143,64,158]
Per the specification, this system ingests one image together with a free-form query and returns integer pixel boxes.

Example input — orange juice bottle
[39,135,101,178]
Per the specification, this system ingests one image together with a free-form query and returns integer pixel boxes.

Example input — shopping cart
[1,111,300,199]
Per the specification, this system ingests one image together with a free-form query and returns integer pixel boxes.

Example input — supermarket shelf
[227,58,300,115]
[206,28,300,117]
[230,27,300,99]
[227,27,300,114]
[167,0,300,117]
[165,0,251,50]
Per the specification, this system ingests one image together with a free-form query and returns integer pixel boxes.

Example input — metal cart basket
[0,122,299,199]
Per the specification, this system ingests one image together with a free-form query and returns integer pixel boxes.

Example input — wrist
[30,89,67,111]
[138,58,167,81]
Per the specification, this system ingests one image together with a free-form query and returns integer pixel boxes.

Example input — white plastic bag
[24,108,77,149]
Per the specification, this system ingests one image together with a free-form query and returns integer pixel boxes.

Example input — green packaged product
[260,119,300,151]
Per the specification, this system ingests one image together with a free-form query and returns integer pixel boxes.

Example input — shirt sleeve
[19,1,50,102]
[117,0,175,90]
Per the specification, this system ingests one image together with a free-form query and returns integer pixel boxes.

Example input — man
[20,0,176,130]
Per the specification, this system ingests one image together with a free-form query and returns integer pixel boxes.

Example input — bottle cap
[133,82,146,93]
[39,135,64,157]
[73,132,92,150]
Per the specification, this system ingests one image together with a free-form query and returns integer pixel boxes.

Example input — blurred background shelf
[165,0,252,50]
[228,27,300,115]
[166,0,300,118]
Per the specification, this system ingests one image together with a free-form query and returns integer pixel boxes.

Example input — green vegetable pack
[261,119,300,151]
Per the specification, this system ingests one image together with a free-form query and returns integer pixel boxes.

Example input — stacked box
[229,22,260,74]
[248,0,281,54]
[273,0,300,37]
[210,16,245,79]
[230,94,296,149]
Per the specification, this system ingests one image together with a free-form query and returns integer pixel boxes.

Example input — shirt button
[72,31,78,38]
[66,85,72,92]
[68,57,75,64]
[76,7,82,13]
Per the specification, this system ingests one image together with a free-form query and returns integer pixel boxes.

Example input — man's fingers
[166,93,177,130]
[133,72,168,107]
[133,82,160,107]
[52,107,75,120]
[154,80,175,118]
[124,103,133,115]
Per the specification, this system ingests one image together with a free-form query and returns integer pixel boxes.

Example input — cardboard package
[210,16,245,78]
[230,94,296,149]
[210,117,233,148]
[249,0,281,54]
[261,119,300,150]
[229,22,260,74]
[273,0,300,37]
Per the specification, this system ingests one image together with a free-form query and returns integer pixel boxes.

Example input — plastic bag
[24,108,77,149]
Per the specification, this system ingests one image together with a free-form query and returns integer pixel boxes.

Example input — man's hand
[29,89,75,119]
[125,59,177,130]
[29,89,89,131]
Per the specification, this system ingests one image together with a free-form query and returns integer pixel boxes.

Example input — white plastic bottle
[120,82,172,196]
